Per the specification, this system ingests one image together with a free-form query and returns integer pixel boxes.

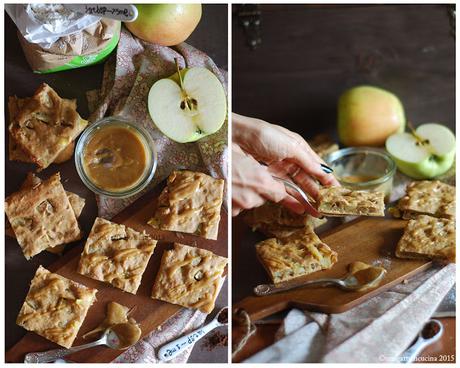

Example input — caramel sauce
[111,322,142,349]
[83,302,141,347]
[341,175,380,184]
[348,261,386,289]
[83,125,148,192]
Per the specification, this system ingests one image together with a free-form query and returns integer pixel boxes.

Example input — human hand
[232,143,307,216]
[233,113,340,200]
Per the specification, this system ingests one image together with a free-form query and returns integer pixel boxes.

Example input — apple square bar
[395,215,455,263]
[78,218,157,294]
[256,228,338,284]
[243,201,327,238]
[148,170,225,240]
[9,83,88,169]
[16,266,97,348]
[5,172,82,259]
[397,180,455,220]
[317,186,385,217]
[6,173,85,255]
[151,243,227,313]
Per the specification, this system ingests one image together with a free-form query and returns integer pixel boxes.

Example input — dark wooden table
[4,4,228,363]
[232,4,455,363]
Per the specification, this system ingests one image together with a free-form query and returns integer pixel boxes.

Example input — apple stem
[174,58,196,112]
[407,121,434,152]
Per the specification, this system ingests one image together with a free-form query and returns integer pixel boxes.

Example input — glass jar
[75,116,157,198]
[324,147,396,201]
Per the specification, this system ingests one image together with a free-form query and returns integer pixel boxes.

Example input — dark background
[232,4,455,138]
[4,4,228,363]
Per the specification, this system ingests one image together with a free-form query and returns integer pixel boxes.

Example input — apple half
[148,67,227,143]
[385,123,456,179]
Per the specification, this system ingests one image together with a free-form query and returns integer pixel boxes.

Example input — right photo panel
[231,3,455,364]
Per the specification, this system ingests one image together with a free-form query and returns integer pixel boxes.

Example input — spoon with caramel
[254,262,387,296]
[24,323,141,363]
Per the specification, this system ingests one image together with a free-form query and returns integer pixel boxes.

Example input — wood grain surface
[233,216,432,320]
[5,183,228,363]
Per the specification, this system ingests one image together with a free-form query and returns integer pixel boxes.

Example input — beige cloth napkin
[244,264,455,363]
[86,26,228,363]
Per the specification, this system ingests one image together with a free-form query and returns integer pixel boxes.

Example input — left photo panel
[4,3,229,363]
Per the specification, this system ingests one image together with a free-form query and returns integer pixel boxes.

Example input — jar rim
[324,147,396,187]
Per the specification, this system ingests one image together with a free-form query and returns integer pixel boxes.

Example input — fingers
[279,194,305,215]
[232,145,290,214]
[291,170,321,199]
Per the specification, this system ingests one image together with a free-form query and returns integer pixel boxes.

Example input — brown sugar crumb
[202,330,228,351]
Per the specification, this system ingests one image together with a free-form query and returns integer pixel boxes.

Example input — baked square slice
[151,243,227,313]
[78,218,157,294]
[8,96,75,163]
[6,173,85,256]
[5,173,82,259]
[395,215,455,263]
[317,187,385,217]
[16,266,97,348]
[398,180,455,220]
[243,201,327,238]
[9,84,87,169]
[256,228,338,284]
[148,171,225,240]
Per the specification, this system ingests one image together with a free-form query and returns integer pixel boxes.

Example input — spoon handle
[158,319,222,361]
[254,278,339,296]
[399,337,427,364]
[24,337,106,363]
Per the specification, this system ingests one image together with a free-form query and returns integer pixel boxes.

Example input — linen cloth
[244,265,455,363]
[86,27,228,363]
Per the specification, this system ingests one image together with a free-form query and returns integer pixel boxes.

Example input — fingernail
[320,163,333,173]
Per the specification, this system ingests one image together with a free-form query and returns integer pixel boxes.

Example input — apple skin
[390,152,455,179]
[125,4,202,46]
[385,124,456,179]
[338,85,405,147]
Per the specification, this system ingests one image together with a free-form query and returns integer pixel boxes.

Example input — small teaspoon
[254,268,387,296]
[399,320,443,364]
[24,323,134,363]
[158,307,228,362]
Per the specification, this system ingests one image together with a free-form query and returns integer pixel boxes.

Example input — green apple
[124,4,202,46]
[385,123,456,179]
[338,85,405,147]
[148,63,227,143]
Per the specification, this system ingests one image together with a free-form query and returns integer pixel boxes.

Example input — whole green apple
[125,4,202,46]
[385,123,456,179]
[338,85,405,147]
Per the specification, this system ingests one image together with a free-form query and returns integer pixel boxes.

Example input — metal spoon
[158,307,228,362]
[254,268,387,296]
[399,320,443,363]
[23,323,133,363]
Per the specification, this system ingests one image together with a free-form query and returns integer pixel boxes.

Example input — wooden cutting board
[233,216,432,321]
[6,184,228,363]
